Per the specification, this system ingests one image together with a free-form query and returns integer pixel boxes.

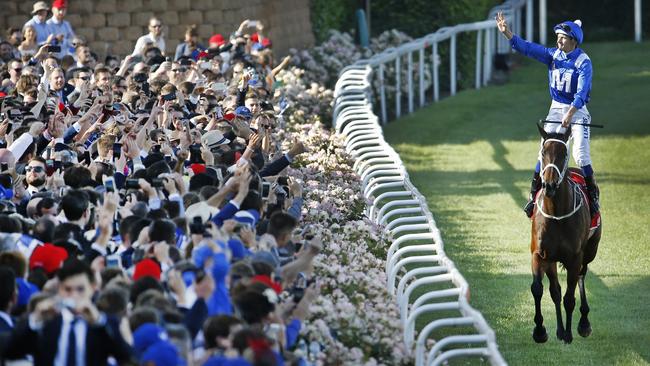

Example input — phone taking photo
[103,176,116,192]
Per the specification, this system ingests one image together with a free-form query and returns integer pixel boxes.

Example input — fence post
[432,42,439,102]
[635,0,642,43]
[539,0,547,45]
[396,56,402,118]
[526,0,533,41]
[419,48,425,107]
[450,34,457,96]
[379,62,387,124]
[483,28,491,86]
[475,29,482,89]
[408,51,414,114]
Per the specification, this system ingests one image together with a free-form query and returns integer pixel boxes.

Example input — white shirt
[132,33,166,56]
[54,308,87,366]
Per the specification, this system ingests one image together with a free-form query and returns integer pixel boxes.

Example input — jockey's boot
[523,172,541,218]
[584,175,600,218]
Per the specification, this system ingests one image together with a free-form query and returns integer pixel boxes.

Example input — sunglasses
[12,68,22,72]
[172,68,187,73]
[25,166,45,173]
[79,76,90,81]
[151,24,162,28]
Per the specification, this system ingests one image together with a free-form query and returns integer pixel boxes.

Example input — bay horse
[530,122,602,344]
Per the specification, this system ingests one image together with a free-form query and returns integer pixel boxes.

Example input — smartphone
[189,144,203,164]
[5,122,12,134]
[125,179,140,189]
[45,159,55,176]
[162,92,176,101]
[106,254,120,268]
[47,45,61,53]
[261,181,271,199]
[104,176,116,192]
[113,143,122,160]
[82,150,91,165]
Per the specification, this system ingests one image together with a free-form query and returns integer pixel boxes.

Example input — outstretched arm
[496,11,553,66]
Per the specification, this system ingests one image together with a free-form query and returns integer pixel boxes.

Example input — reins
[537,138,584,220]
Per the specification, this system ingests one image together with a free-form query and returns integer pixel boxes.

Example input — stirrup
[523,198,535,218]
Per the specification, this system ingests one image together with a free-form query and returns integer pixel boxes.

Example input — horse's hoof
[578,320,592,338]
[563,331,573,344]
[533,326,548,343]
[556,328,564,341]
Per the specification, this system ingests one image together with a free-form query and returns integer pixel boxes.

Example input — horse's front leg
[531,253,548,343]
[563,263,580,344]
[577,268,592,337]
[545,263,565,341]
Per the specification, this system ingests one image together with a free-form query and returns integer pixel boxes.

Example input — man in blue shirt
[496,12,599,219]
[46,0,76,58]
[24,1,52,46]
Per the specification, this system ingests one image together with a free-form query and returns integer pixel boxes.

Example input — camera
[189,216,205,235]
[151,178,164,188]
[0,163,8,172]
[47,45,61,53]
[125,179,140,189]
[290,277,316,303]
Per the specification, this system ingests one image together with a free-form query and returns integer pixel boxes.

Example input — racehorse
[529,122,602,344]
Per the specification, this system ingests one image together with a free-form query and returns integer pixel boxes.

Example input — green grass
[383,41,650,365]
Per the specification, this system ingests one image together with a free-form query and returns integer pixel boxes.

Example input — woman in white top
[18,25,39,58]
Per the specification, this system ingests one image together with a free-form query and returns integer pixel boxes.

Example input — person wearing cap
[495,12,599,219]
[23,1,53,46]
[46,0,76,57]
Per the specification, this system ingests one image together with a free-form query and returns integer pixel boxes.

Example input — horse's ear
[537,121,548,140]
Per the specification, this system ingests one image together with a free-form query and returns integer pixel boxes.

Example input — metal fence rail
[333,65,507,365]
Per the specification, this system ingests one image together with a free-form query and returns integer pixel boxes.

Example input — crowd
[0,1,324,366]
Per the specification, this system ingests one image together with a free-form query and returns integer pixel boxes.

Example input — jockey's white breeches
[540,101,592,168]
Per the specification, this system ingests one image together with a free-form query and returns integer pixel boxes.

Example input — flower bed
[273,32,413,365]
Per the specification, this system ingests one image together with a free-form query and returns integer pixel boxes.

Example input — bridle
[536,137,584,220]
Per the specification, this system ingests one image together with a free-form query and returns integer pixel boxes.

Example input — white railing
[350,0,533,125]
[329,2,548,365]
[333,64,507,365]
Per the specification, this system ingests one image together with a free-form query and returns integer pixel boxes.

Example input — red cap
[252,275,282,294]
[209,34,225,47]
[261,38,272,48]
[190,163,206,175]
[133,258,162,281]
[223,112,235,121]
[30,243,68,275]
[250,33,259,43]
[52,0,67,9]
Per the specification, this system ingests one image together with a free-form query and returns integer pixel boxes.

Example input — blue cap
[554,20,584,45]
[132,323,168,355]
[234,106,252,120]
[233,210,259,227]
[141,341,186,366]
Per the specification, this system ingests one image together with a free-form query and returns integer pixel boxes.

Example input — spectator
[3,258,134,365]
[23,1,52,46]
[18,25,39,58]
[74,44,94,68]
[25,158,47,195]
[132,17,166,57]
[174,25,204,61]
[46,0,76,57]
[0,41,14,65]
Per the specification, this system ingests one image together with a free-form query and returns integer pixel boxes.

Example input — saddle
[567,170,601,234]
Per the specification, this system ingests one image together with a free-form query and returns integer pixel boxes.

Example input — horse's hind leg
[531,254,548,343]
[562,264,580,344]
[546,263,565,341]
[577,266,592,337]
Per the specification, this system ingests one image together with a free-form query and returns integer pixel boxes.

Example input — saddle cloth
[567,170,601,234]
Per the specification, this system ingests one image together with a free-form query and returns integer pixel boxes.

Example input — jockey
[495,12,599,219]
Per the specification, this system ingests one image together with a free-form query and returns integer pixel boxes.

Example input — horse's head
[537,123,571,197]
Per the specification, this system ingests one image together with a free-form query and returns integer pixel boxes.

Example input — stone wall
[0,0,314,58]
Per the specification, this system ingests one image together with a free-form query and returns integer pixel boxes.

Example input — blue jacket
[509,35,592,109]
